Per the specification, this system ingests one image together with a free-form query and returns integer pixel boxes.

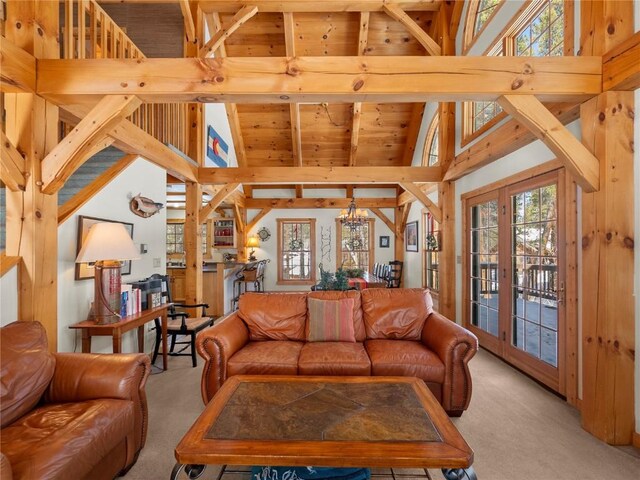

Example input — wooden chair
[232,260,269,309]
[386,261,403,288]
[149,274,214,368]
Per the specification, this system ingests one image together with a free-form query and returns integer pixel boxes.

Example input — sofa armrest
[45,353,151,452]
[421,312,478,413]
[196,312,249,404]
[1,452,12,480]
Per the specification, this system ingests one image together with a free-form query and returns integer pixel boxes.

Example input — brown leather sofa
[0,321,151,480]
[197,288,478,416]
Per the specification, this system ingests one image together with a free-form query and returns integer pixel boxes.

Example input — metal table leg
[442,466,477,480]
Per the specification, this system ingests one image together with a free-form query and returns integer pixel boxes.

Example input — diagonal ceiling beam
[234,203,245,234]
[199,5,259,58]
[370,207,396,235]
[400,182,441,222]
[498,95,600,192]
[41,95,141,194]
[58,154,138,224]
[0,36,36,93]
[349,11,369,167]
[37,56,603,104]
[247,208,271,232]
[401,103,426,165]
[1,130,26,191]
[383,3,441,56]
[179,0,197,43]
[199,182,240,221]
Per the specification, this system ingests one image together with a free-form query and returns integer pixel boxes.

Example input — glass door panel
[510,183,559,368]
[469,199,500,338]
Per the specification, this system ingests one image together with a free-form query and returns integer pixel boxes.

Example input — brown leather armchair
[0,321,150,480]
[197,289,478,416]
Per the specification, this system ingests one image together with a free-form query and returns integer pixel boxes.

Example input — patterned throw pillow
[307,297,356,342]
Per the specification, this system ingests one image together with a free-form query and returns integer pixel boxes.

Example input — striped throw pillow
[307,297,356,342]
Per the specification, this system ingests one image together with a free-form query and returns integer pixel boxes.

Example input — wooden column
[580,91,635,445]
[438,181,455,320]
[4,1,59,350]
[183,1,204,311]
[579,0,635,445]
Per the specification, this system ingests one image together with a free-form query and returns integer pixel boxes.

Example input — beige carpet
[123,349,640,480]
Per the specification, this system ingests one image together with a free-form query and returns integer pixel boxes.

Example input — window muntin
[463,0,568,144]
[166,222,208,255]
[474,0,503,36]
[278,219,316,284]
[462,0,506,54]
[336,220,374,272]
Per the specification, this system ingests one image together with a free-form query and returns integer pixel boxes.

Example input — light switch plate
[153,257,161,268]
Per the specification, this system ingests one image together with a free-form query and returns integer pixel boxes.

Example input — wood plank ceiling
[219,10,436,170]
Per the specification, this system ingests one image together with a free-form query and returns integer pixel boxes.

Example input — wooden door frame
[461,162,577,398]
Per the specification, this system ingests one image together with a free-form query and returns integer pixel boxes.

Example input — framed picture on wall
[405,221,418,252]
[75,215,134,281]
[379,236,390,248]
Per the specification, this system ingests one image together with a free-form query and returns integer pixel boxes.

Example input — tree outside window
[277,219,316,284]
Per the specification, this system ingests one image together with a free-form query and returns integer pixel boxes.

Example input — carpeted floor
[123,348,640,480]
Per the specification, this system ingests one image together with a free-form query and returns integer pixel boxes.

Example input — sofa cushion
[307,297,356,342]
[0,399,134,480]
[0,321,56,428]
[228,341,304,376]
[308,290,366,341]
[365,339,445,384]
[238,293,308,341]
[298,342,371,376]
[361,289,433,340]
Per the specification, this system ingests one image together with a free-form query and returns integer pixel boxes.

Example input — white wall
[246,201,396,292]
[57,158,166,353]
[0,265,18,326]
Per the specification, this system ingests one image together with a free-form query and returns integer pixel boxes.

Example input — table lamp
[246,235,260,261]
[76,222,140,324]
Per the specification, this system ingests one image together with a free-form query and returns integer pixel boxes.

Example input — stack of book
[120,284,142,318]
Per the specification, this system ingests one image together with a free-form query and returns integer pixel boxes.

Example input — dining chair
[149,274,215,368]
[386,261,403,288]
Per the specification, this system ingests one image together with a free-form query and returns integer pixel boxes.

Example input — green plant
[316,264,351,291]
[345,268,364,278]
[333,267,350,291]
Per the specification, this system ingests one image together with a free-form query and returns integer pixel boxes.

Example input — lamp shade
[76,222,140,263]
[246,235,260,248]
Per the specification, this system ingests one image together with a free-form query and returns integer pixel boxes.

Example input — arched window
[462,0,573,145]
[422,113,439,167]
[463,0,505,54]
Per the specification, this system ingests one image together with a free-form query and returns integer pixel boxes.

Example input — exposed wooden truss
[199,166,442,184]
[498,95,600,192]
[179,0,197,43]
[382,3,441,55]
[1,130,26,191]
[198,1,442,13]
[200,5,259,57]
[247,208,271,231]
[369,207,396,235]
[37,56,603,104]
[245,198,397,209]
[41,95,141,194]
[199,183,241,221]
[602,30,640,91]
[0,36,36,93]
[399,181,441,222]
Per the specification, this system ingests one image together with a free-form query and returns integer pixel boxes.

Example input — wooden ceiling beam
[370,207,396,235]
[445,102,579,182]
[199,5,258,58]
[199,182,240,222]
[0,36,36,93]
[349,11,369,167]
[399,181,441,222]
[199,166,442,184]
[58,154,137,224]
[498,95,600,192]
[41,95,141,194]
[247,208,271,231]
[1,131,26,192]
[383,3,441,56]
[179,0,198,43]
[283,12,303,170]
[233,203,245,234]
[401,103,426,166]
[37,56,603,104]
[198,1,442,13]
[602,30,640,91]
[397,182,437,206]
[245,198,397,209]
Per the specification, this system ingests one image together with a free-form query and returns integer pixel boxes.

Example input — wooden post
[4,1,59,350]
[578,0,635,445]
[580,91,635,445]
[438,181,455,320]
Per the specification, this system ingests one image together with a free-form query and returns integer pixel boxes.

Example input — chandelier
[339,198,368,231]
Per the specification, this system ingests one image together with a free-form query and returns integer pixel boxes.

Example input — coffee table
[172,375,476,480]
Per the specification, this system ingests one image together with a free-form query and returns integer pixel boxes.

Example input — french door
[464,171,566,393]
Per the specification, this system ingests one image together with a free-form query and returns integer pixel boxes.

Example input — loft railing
[61,0,189,154]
